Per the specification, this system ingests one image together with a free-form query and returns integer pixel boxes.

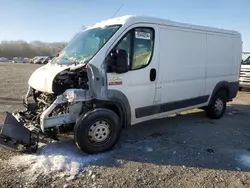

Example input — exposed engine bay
[0,64,96,152]
[52,66,89,95]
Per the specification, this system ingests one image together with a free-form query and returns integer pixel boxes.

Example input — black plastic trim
[106,90,131,128]
[228,81,239,100]
[209,81,229,104]
[209,81,239,103]
[135,95,209,118]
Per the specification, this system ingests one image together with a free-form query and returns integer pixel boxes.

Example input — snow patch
[146,147,153,152]
[239,154,250,168]
[88,15,133,29]
[7,140,107,182]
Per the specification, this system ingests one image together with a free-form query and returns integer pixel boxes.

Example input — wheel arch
[106,89,131,128]
[209,81,230,104]
[91,90,131,128]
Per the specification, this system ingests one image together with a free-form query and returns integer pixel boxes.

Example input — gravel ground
[0,62,250,188]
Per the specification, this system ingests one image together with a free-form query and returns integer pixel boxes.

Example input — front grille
[240,70,250,80]
[240,72,250,76]
[240,81,250,84]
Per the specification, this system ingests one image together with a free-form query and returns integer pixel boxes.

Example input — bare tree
[0,41,67,58]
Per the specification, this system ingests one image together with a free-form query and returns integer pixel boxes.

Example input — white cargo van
[0,15,242,154]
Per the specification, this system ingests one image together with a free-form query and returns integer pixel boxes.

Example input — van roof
[90,15,241,36]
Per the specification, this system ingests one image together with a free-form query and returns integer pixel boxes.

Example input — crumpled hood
[28,63,71,93]
[28,60,107,98]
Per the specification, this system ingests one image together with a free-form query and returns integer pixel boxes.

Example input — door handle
[150,68,156,81]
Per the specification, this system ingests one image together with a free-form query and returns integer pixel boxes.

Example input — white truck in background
[239,53,250,90]
[0,15,242,154]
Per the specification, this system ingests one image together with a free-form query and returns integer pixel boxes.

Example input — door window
[132,28,154,69]
[114,32,131,61]
[110,27,154,71]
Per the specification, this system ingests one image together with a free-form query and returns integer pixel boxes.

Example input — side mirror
[106,49,129,74]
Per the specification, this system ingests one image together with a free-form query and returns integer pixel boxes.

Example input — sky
[0,0,249,51]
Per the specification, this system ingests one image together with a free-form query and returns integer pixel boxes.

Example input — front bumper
[239,81,250,88]
[0,112,38,152]
[0,86,91,152]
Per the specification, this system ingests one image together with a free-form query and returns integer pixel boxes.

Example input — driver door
[107,24,160,124]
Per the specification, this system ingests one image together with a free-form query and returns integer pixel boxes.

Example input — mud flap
[0,112,38,152]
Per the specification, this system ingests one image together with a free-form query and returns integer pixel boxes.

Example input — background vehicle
[33,56,46,64]
[11,57,25,63]
[23,58,30,63]
[0,57,8,62]
[239,53,250,90]
[41,56,55,64]
[0,15,242,154]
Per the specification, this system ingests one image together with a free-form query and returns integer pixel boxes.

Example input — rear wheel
[74,109,121,154]
[205,90,227,119]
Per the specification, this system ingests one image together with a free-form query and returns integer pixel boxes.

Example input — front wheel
[74,108,121,154]
[205,90,227,119]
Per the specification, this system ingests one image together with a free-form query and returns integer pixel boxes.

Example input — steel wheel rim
[88,120,110,143]
[215,98,224,113]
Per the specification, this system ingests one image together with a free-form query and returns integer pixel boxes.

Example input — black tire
[205,90,227,119]
[74,108,121,154]
[239,87,243,91]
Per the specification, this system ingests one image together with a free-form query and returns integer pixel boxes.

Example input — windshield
[53,25,120,65]
[242,56,250,65]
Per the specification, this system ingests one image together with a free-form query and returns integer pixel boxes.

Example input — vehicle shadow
[110,103,250,172]
[31,103,250,174]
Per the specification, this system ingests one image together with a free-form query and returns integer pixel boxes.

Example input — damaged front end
[0,62,104,152]
[0,112,39,152]
[0,87,92,152]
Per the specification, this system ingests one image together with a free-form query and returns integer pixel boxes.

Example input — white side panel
[159,27,206,103]
[206,34,233,77]
[205,34,234,96]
